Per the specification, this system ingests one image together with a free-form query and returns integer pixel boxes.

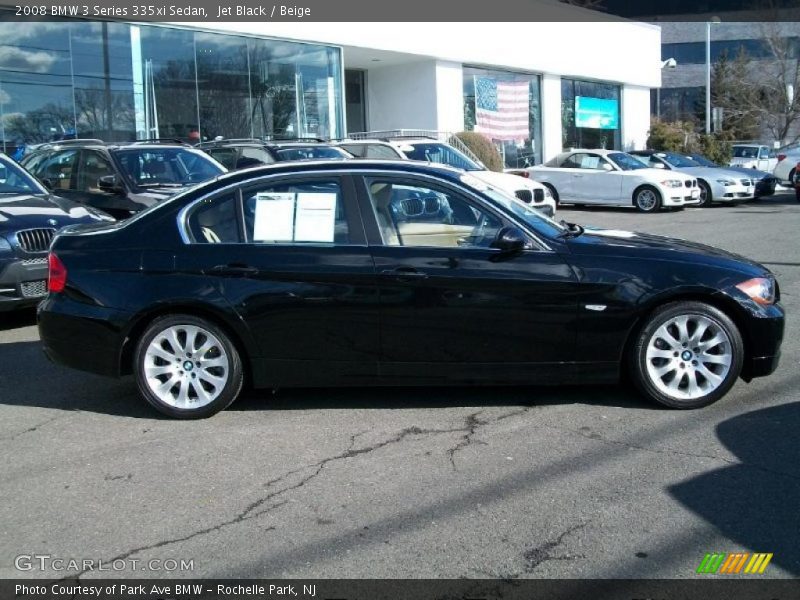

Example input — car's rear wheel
[634,185,661,213]
[134,314,243,418]
[629,301,743,409]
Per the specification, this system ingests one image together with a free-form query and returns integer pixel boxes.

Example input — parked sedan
[772,148,800,184]
[0,153,111,311]
[685,153,778,198]
[38,161,784,418]
[528,149,700,212]
[629,151,755,206]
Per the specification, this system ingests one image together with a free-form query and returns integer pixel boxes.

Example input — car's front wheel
[698,180,713,207]
[634,185,662,213]
[629,301,743,409]
[134,314,244,418]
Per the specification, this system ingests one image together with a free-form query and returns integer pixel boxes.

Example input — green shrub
[450,131,504,172]
[647,119,693,152]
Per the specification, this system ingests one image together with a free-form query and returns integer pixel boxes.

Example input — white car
[526,149,701,212]
[773,148,800,184]
[336,138,557,217]
[730,144,778,173]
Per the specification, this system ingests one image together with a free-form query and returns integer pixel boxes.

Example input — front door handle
[208,264,259,276]
[381,267,429,281]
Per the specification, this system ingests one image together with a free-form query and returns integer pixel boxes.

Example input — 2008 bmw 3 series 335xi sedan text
[37,161,785,418]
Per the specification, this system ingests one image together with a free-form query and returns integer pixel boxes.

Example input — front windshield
[0,155,45,195]
[608,152,648,171]
[274,146,351,161]
[733,146,758,158]
[403,143,483,171]
[688,154,718,167]
[458,173,566,238]
[115,148,225,189]
[657,152,701,168]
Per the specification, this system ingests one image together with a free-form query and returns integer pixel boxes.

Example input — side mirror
[491,226,526,253]
[652,162,665,169]
[98,174,122,193]
[602,163,614,172]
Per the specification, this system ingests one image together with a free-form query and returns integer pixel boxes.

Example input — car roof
[209,158,466,187]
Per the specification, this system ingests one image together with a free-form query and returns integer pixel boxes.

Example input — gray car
[630,151,755,206]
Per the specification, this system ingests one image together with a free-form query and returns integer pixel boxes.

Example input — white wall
[540,74,563,162]
[192,22,662,89]
[621,85,652,151]
[364,61,438,131]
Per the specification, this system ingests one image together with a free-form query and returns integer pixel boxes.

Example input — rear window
[733,146,759,158]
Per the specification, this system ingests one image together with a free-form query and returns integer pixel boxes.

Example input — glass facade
[0,19,343,152]
[463,66,542,168]
[561,78,621,150]
[662,38,800,65]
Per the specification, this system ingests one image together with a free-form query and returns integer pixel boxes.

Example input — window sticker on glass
[254,192,295,242]
[294,193,337,243]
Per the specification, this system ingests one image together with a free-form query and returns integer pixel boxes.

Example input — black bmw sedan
[0,153,111,311]
[37,161,785,418]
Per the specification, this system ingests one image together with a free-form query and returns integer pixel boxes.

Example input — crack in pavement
[447,411,488,471]
[523,522,588,573]
[69,408,535,577]
[0,412,72,442]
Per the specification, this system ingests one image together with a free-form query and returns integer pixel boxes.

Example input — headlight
[0,236,11,253]
[660,179,682,188]
[735,277,776,305]
[717,179,736,186]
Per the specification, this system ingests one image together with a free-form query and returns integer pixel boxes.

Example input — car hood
[472,170,544,192]
[566,226,768,277]
[721,166,775,179]
[670,166,747,180]
[0,193,103,232]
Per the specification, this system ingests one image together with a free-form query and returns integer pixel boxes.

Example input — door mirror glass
[652,162,665,169]
[491,226,526,253]
[602,162,614,172]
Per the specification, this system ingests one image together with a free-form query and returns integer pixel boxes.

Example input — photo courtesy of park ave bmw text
[0,0,797,598]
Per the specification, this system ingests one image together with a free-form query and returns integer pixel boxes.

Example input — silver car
[629,151,755,206]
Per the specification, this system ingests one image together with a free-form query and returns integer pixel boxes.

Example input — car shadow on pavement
[0,340,156,419]
[668,401,800,576]
[232,383,657,412]
[0,307,37,331]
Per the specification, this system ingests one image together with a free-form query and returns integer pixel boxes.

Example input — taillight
[777,153,786,162]
[48,253,67,293]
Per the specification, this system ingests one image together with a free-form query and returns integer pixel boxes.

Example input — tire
[698,180,713,207]
[629,301,743,409]
[134,314,244,418]
[542,183,559,207]
[633,185,662,213]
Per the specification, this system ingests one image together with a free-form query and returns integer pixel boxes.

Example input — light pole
[658,58,677,119]
[705,17,721,134]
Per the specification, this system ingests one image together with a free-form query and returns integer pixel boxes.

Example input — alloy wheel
[644,314,732,401]
[143,324,230,409]
[636,189,658,211]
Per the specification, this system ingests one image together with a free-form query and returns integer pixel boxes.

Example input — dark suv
[198,138,352,171]
[21,140,226,219]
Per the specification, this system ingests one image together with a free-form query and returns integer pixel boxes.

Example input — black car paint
[37,161,784,391]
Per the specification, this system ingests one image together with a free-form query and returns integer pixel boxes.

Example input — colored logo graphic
[697,552,773,574]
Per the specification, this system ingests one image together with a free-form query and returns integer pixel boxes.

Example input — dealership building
[0,11,661,167]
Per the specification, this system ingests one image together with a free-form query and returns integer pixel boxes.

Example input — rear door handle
[381,267,429,281]
[208,264,259,276]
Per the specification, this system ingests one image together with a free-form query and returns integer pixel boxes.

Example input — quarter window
[188,194,240,244]
[365,179,502,249]
[242,180,350,244]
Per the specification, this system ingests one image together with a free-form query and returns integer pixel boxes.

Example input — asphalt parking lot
[1,191,798,580]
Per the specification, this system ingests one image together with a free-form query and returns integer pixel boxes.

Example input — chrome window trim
[177,168,554,252]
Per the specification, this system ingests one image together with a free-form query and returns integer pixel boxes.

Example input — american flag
[474,76,529,141]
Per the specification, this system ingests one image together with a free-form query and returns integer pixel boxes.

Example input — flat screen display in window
[575,96,619,130]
